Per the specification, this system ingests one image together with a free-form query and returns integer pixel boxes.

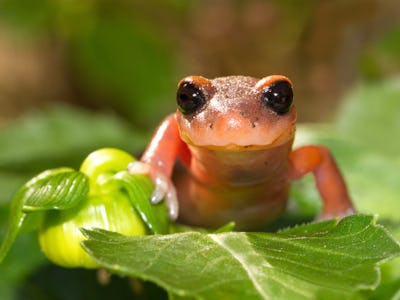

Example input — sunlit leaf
[82,215,400,299]
[22,169,89,212]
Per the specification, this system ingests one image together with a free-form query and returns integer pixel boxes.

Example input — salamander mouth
[182,129,294,151]
[176,105,297,151]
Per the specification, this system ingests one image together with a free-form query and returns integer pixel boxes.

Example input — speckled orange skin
[141,75,354,230]
[176,76,296,149]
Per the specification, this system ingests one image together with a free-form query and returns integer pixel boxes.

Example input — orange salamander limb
[289,145,355,219]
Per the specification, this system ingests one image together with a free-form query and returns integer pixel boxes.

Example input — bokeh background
[1,0,400,126]
[0,0,399,299]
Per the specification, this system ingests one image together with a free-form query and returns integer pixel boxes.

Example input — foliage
[1,87,400,298]
[0,149,170,269]
[0,78,399,298]
[290,78,400,299]
[0,1,399,297]
[0,107,147,300]
[1,147,399,299]
[82,215,399,300]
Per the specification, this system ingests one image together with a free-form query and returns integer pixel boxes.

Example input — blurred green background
[0,0,399,299]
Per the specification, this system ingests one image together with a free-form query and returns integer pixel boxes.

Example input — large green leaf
[82,215,400,299]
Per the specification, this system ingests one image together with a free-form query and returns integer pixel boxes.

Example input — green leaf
[0,105,147,213]
[0,168,88,263]
[82,214,400,299]
[22,168,89,212]
[0,189,28,263]
[113,171,169,235]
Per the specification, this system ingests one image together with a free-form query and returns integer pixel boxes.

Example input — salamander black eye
[261,80,293,115]
[176,82,206,115]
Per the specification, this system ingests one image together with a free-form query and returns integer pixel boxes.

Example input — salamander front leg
[289,145,355,220]
[128,114,191,221]
[128,160,179,220]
